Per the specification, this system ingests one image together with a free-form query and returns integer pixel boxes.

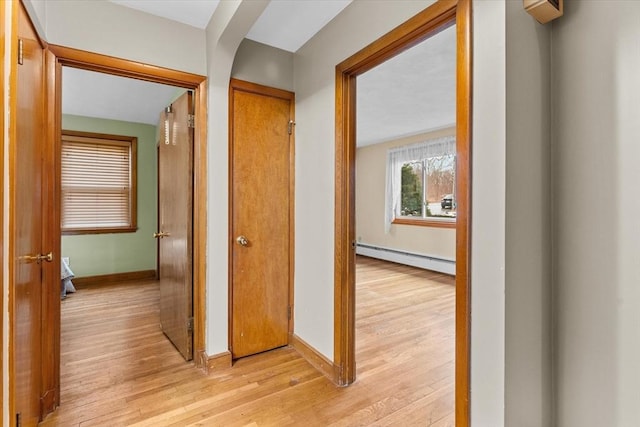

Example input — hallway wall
[505,2,552,426]
[552,2,640,426]
[25,0,206,75]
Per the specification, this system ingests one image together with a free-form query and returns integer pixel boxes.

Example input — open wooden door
[12,2,48,424]
[156,91,194,361]
[229,79,294,359]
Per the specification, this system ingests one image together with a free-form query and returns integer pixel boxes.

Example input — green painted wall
[61,114,157,277]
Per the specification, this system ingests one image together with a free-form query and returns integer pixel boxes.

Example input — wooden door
[156,91,194,361]
[13,2,46,424]
[229,79,294,359]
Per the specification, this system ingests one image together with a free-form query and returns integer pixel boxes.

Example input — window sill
[392,217,456,229]
[62,226,138,236]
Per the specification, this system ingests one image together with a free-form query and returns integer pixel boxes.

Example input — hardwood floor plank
[41,257,454,426]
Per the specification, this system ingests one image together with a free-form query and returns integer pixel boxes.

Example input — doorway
[59,68,194,360]
[41,44,208,417]
[354,19,457,421]
[334,0,471,425]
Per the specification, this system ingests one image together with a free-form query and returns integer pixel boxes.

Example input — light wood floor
[40,256,455,426]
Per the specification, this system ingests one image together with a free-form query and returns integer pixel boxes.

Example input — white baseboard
[356,243,455,275]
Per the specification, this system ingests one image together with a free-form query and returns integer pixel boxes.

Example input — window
[61,130,137,234]
[385,136,456,230]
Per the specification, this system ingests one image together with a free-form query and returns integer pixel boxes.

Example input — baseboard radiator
[356,243,455,275]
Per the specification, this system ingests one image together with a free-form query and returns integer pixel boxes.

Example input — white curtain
[384,135,456,232]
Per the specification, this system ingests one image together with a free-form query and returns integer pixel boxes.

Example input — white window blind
[61,132,137,233]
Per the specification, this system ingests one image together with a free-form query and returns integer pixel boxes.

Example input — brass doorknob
[236,235,249,246]
[153,231,170,238]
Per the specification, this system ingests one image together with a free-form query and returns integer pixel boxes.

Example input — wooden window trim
[61,129,138,235]
[392,217,456,229]
[62,226,138,235]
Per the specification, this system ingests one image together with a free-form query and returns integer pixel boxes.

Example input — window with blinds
[61,130,137,234]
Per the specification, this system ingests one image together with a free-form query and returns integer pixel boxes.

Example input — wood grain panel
[392,217,457,229]
[41,47,63,418]
[0,0,6,412]
[290,334,339,384]
[229,79,294,359]
[203,351,233,374]
[158,91,194,361]
[47,44,204,88]
[454,1,472,424]
[193,80,208,363]
[12,2,45,424]
[41,257,454,426]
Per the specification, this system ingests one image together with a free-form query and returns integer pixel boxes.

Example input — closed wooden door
[156,91,194,361]
[13,2,46,424]
[230,79,294,359]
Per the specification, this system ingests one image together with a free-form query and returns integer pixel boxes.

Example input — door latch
[18,252,53,264]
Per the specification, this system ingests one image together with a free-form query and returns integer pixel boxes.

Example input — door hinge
[288,120,295,135]
[288,306,292,320]
[18,39,24,65]
[187,114,195,129]
[187,317,194,332]
[16,412,22,427]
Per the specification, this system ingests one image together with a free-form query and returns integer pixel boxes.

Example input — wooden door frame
[42,45,208,415]
[227,78,296,356]
[1,0,7,417]
[334,0,472,425]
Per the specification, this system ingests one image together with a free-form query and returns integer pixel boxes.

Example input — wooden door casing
[157,91,194,361]
[229,79,294,359]
[333,1,472,423]
[12,2,46,424]
[40,45,207,422]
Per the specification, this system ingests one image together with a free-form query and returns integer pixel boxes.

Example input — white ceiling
[62,67,182,126]
[107,0,351,52]
[357,25,456,146]
[63,1,456,146]
[246,0,352,52]
[109,0,220,30]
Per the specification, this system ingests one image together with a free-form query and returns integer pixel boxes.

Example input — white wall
[293,0,435,365]
[232,39,294,92]
[505,2,552,426]
[553,2,640,426]
[43,0,207,75]
[470,1,506,425]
